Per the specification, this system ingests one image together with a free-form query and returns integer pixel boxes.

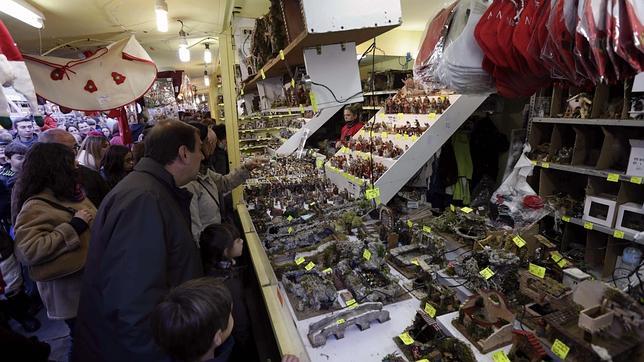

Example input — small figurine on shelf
[564,93,592,118]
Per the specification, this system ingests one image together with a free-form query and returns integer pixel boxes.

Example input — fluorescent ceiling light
[203,70,210,87]
[0,0,45,29]
[178,30,190,62]
[204,43,212,64]
[155,0,168,32]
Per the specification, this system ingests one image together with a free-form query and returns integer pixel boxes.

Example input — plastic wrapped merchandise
[437,0,495,93]
[575,0,601,84]
[489,144,551,230]
[543,0,584,85]
[413,1,460,87]
[615,0,644,72]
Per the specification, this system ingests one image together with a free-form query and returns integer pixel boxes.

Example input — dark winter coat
[78,165,110,208]
[73,157,203,362]
[0,165,17,225]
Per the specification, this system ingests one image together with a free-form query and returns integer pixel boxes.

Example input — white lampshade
[204,71,210,87]
[178,41,190,62]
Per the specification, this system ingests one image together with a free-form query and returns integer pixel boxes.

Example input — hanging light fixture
[155,0,168,32]
[201,94,206,102]
[0,0,44,29]
[203,43,212,64]
[203,69,210,87]
[177,20,190,62]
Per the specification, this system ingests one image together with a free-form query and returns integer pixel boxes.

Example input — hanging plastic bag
[606,0,635,79]
[514,0,550,76]
[574,0,600,84]
[614,0,644,72]
[623,0,643,54]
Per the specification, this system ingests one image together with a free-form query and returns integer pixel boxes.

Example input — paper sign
[613,230,625,239]
[424,303,437,317]
[279,50,285,60]
[287,215,294,222]
[562,215,571,222]
[398,332,414,345]
[557,258,569,268]
[365,188,380,200]
[480,267,495,280]
[584,222,593,230]
[346,299,357,309]
[492,350,511,362]
[260,69,266,79]
[529,263,546,278]
[607,173,620,182]
[322,268,332,274]
[397,113,404,120]
[552,339,570,359]
[513,235,527,248]
[531,160,537,165]
[461,207,473,213]
[407,220,414,228]
[310,92,318,113]
[291,79,295,88]
[382,132,388,138]
[551,251,563,262]
[299,104,304,114]
[450,204,456,212]
[411,258,420,266]
[288,227,294,234]
[363,249,372,261]
[304,262,315,271]
[340,146,349,154]
[240,88,244,95]
[541,162,550,168]
[336,318,345,325]
[295,257,305,265]
[428,112,436,120]
[411,134,418,141]
[404,134,410,140]
[423,226,432,234]
[316,159,324,169]
[630,176,643,184]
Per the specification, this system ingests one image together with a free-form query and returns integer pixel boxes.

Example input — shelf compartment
[532,117,644,127]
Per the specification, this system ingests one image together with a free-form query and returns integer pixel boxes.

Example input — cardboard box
[583,194,618,228]
[563,268,592,290]
[626,139,644,177]
[615,202,644,234]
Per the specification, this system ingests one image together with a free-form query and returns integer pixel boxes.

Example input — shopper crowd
[0,115,297,362]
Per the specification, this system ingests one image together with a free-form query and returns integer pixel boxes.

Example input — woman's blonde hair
[77,135,108,170]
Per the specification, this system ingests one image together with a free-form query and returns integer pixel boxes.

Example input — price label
[287,215,294,222]
[607,173,620,182]
[411,258,420,266]
[562,215,571,222]
[480,267,495,280]
[513,235,527,248]
[424,303,437,318]
[295,257,305,265]
[290,78,295,88]
[397,113,404,120]
[450,204,456,212]
[584,222,594,230]
[365,188,380,200]
[363,249,372,261]
[423,226,432,234]
[260,69,266,79]
[279,49,285,60]
[346,299,357,309]
[541,162,550,168]
[322,268,332,274]
[356,178,365,186]
[551,251,563,263]
[630,176,643,184]
[304,262,315,271]
[299,104,304,114]
[407,220,414,228]
[461,207,473,213]
[411,135,418,141]
[398,332,414,345]
[491,350,511,362]
[551,339,570,359]
[336,318,345,325]
[529,263,546,278]
[428,112,436,120]
[316,159,324,169]
[404,134,410,140]
[340,146,349,154]
[382,132,388,138]
[288,227,294,234]
[613,230,625,239]
[531,160,537,165]
[417,360,429,362]
[557,258,569,268]
[240,88,244,96]
[310,92,318,113]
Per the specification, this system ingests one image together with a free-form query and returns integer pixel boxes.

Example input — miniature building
[519,270,572,310]
[508,330,547,362]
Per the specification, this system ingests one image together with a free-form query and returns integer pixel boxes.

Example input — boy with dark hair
[13,118,38,148]
[0,141,27,224]
[150,277,234,362]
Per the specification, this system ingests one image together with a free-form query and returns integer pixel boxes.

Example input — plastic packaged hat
[606,0,636,79]
[615,0,644,72]
[513,0,550,77]
[574,0,600,84]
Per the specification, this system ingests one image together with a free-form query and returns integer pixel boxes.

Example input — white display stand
[436,312,512,362]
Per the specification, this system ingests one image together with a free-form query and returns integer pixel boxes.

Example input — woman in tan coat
[12,142,96,333]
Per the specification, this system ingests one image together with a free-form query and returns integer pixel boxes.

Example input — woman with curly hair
[100,145,134,189]
[12,142,96,338]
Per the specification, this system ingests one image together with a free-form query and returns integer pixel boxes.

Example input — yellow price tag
[411,135,418,141]
[399,332,414,345]
[541,162,550,168]
[363,249,372,261]
[287,215,294,222]
[340,146,349,154]
[423,226,432,234]
[450,204,456,212]
[417,360,430,362]
[356,178,364,186]
[607,173,620,182]
[492,350,511,362]
[295,257,305,265]
[529,263,546,278]
[562,215,571,222]
[279,49,285,60]
[299,104,304,114]
[404,134,410,140]
[531,160,537,165]
[288,227,294,234]
[613,230,625,239]
[513,235,527,248]
[365,188,380,200]
[336,318,345,325]
[260,69,266,79]
[552,339,570,359]
[428,112,437,120]
[461,207,473,213]
[551,251,563,263]
[407,220,414,228]
[322,268,332,274]
[309,92,318,113]
[382,132,388,138]
[346,299,357,309]
[557,258,569,268]
[316,159,324,169]
[397,113,404,120]
[630,176,643,184]
[304,262,315,271]
[291,78,295,88]
[411,258,420,266]
[424,303,437,318]
[480,267,495,280]
[584,222,594,230]
[240,88,244,96]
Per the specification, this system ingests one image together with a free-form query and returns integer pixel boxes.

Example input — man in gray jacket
[73,121,204,361]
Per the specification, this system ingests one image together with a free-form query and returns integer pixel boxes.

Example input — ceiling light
[155,0,168,32]
[0,0,45,29]
[201,94,206,102]
[204,43,212,64]
[177,20,190,62]
[204,70,210,87]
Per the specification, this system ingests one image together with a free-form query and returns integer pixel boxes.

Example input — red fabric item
[41,114,57,130]
[0,20,23,61]
[108,108,133,145]
[339,122,364,145]
[607,0,636,79]
[624,0,643,54]
[514,0,548,76]
[475,0,505,67]
[616,0,644,71]
[495,0,521,71]
[414,1,460,71]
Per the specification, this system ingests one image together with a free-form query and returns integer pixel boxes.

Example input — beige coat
[183,167,249,243]
[14,189,96,320]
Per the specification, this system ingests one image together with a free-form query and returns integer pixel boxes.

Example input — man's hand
[244,156,268,170]
[74,209,95,224]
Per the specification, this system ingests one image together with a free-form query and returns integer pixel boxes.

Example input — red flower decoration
[111,72,126,85]
[50,68,64,81]
[84,80,98,93]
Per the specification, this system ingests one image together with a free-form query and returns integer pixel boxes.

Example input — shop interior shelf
[562,216,640,244]
[363,90,397,96]
[530,160,643,184]
[532,117,644,127]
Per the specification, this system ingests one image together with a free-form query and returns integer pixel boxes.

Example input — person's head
[188,122,216,158]
[150,277,233,362]
[343,104,360,123]
[0,133,15,164]
[77,121,90,135]
[144,121,203,186]
[101,145,133,185]
[14,142,79,216]
[40,128,79,155]
[67,125,80,136]
[77,133,109,170]
[200,224,244,269]
[86,119,97,130]
[13,118,34,140]
[213,124,226,149]
[5,141,28,172]
[131,142,145,165]
[101,127,111,138]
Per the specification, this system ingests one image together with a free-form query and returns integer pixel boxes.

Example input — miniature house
[509,330,547,362]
